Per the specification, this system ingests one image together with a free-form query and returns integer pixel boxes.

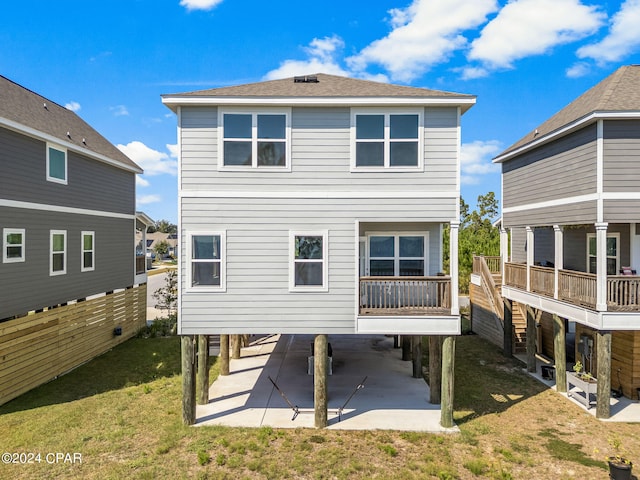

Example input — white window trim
[350,108,424,172]
[289,230,329,292]
[81,231,95,272]
[587,232,620,275]
[218,107,292,172]
[46,143,68,185]
[50,230,67,276]
[365,232,429,276]
[186,231,226,292]
[3,228,25,263]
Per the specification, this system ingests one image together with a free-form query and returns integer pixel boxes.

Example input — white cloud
[347,0,498,82]
[110,105,129,116]
[460,140,502,185]
[180,0,223,11]
[137,194,162,206]
[166,143,179,158]
[263,36,350,80]
[117,141,177,176]
[566,61,592,78]
[65,101,81,112]
[577,0,640,65]
[467,0,605,71]
[136,176,150,187]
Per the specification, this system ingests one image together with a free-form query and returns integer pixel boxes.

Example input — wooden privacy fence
[0,284,147,406]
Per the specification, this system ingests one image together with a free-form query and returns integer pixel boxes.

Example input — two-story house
[471,65,640,418]
[162,73,475,426]
[0,75,148,405]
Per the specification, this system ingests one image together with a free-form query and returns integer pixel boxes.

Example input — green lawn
[0,332,638,479]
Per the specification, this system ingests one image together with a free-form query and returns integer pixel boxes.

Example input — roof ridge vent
[294,75,319,83]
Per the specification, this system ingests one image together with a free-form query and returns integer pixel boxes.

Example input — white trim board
[179,190,459,199]
[0,198,135,220]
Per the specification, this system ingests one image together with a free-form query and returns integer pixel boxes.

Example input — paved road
[147,272,167,309]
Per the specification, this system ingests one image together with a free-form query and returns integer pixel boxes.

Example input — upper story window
[188,232,226,291]
[3,228,25,263]
[587,233,619,275]
[47,144,67,184]
[368,234,428,276]
[351,109,423,171]
[290,231,328,292]
[219,109,290,170]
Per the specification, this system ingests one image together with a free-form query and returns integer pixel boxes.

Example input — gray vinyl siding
[502,125,597,208]
[179,106,459,193]
[0,127,135,214]
[0,207,134,319]
[533,227,554,265]
[510,227,527,263]
[603,120,640,192]
[604,200,640,222]
[503,200,597,227]
[179,197,454,334]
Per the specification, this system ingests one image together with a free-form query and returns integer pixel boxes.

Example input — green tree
[153,240,170,258]
[148,220,177,234]
[445,193,500,293]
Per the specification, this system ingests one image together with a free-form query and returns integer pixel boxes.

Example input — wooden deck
[503,262,640,312]
[359,276,451,316]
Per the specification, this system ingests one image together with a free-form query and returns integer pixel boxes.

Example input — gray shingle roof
[0,75,141,173]
[162,73,476,111]
[498,65,640,160]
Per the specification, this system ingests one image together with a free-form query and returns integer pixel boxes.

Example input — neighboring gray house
[162,73,475,425]
[472,65,640,418]
[0,75,147,404]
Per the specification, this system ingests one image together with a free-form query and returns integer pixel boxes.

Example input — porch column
[429,336,442,404]
[596,330,612,419]
[219,334,230,376]
[553,225,563,299]
[449,221,460,315]
[197,335,209,405]
[526,307,536,373]
[314,334,328,428]
[526,226,534,292]
[500,227,508,278]
[440,335,456,428]
[552,315,567,393]
[503,298,513,357]
[412,336,422,378]
[595,222,608,311]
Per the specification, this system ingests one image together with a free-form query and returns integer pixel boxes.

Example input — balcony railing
[136,255,146,275]
[359,276,451,316]
[503,262,640,311]
[484,256,502,274]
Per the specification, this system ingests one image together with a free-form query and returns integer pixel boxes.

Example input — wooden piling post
[526,307,537,373]
[232,334,241,359]
[314,334,328,428]
[220,334,230,376]
[197,335,209,405]
[412,336,422,378]
[401,336,411,361]
[429,336,442,404]
[440,335,456,428]
[181,335,196,425]
[552,314,566,393]
[503,299,513,357]
[596,330,611,419]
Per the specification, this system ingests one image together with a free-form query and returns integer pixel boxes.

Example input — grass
[1,332,639,479]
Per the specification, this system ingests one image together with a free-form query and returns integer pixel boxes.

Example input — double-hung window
[352,109,422,170]
[189,232,226,291]
[220,109,290,169]
[3,228,25,263]
[47,144,67,184]
[290,231,328,292]
[587,233,619,275]
[50,230,67,275]
[81,231,95,272]
[368,234,427,276]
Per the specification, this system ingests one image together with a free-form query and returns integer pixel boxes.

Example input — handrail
[359,276,450,314]
[474,256,503,320]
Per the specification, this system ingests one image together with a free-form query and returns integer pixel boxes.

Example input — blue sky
[2,0,640,224]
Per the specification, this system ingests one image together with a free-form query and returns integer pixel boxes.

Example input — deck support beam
[181,335,196,425]
[220,334,230,376]
[314,334,328,428]
[596,330,611,419]
[231,334,241,359]
[429,336,442,404]
[553,314,567,393]
[197,335,209,405]
[503,298,513,357]
[526,307,537,373]
[412,336,422,378]
[401,336,411,361]
[440,335,456,428]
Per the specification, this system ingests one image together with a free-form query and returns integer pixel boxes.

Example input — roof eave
[161,95,476,113]
[493,110,640,164]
